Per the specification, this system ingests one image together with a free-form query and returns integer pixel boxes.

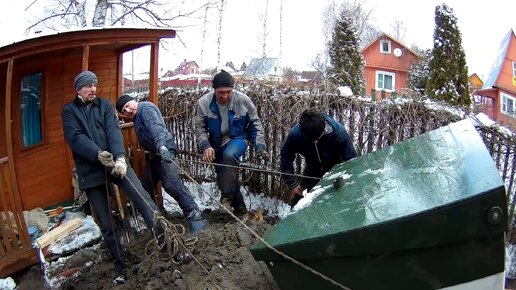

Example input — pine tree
[327,15,365,95]
[426,4,471,106]
[407,49,431,95]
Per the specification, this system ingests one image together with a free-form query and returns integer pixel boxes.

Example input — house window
[380,40,391,54]
[20,72,43,148]
[501,93,516,117]
[375,71,396,92]
[513,62,516,77]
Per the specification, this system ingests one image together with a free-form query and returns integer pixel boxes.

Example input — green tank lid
[252,119,505,257]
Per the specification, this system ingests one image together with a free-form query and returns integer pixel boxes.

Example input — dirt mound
[16,210,280,290]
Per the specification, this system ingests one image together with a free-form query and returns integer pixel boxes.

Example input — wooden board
[36,217,82,248]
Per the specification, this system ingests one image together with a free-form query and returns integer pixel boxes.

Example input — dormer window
[380,40,391,54]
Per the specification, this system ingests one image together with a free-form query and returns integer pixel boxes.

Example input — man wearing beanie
[61,70,164,284]
[194,70,269,218]
[116,95,208,236]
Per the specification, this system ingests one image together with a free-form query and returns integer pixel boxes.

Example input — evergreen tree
[426,3,471,106]
[407,49,431,95]
[327,15,365,95]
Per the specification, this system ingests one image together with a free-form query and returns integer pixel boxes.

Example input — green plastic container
[251,120,507,290]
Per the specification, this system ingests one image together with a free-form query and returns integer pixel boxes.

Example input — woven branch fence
[158,84,516,240]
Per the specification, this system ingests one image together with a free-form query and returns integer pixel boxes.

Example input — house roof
[361,31,420,57]
[482,29,515,89]
[0,27,175,64]
[173,60,199,73]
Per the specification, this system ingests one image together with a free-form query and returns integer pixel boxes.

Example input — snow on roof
[161,73,212,81]
[0,25,174,49]
[482,29,514,89]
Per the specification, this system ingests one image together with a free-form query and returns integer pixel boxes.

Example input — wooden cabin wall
[0,64,6,157]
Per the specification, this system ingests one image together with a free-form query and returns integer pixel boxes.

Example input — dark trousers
[141,155,198,218]
[214,139,248,208]
[86,166,161,272]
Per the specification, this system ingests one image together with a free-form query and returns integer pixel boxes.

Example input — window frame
[512,62,516,77]
[375,70,396,92]
[500,92,516,118]
[13,68,47,153]
[380,40,392,54]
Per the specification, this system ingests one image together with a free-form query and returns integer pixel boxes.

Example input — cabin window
[375,71,395,92]
[380,40,391,54]
[20,72,43,148]
[501,93,516,117]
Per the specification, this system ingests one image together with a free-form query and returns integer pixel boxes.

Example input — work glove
[256,149,270,162]
[98,151,115,167]
[159,146,173,163]
[111,157,127,178]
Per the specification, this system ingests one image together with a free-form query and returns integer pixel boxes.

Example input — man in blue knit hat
[62,70,164,284]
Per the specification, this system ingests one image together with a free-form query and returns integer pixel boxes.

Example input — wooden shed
[0,27,175,277]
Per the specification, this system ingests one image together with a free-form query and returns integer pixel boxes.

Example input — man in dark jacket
[194,70,269,217]
[61,71,163,284]
[115,95,208,236]
[280,109,357,207]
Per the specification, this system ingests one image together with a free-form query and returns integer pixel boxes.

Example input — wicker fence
[159,85,516,236]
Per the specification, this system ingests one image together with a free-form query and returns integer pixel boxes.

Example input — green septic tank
[251,119,507,290]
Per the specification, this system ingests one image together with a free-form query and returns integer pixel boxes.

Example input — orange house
[361,32,420,98]
[474,29,516,132]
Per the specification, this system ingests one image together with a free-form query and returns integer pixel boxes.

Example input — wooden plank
[149,42,158,104]
[82,45,89,71]
[36,217,82,248]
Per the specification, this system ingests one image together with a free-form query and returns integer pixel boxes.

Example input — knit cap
[212,70,235,89]
[74,71,98,91]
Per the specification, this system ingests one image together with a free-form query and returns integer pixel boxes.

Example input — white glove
[111,157,127,178]
[98,151,115,167]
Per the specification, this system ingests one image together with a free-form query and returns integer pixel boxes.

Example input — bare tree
[279,0,283,70]
[259,0,269,59]
[216,0,225,68]
[25,0,217,34]
[321,0,378,49]
[390,20,406,42]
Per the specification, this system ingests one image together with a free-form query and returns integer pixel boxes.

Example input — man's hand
[111,157,127,178]
[290,185,303,198]
[98,151,115,167]
[159,146,173,163]
[289,185,303,209]
[203,148,215,163]
[256,150,269,162]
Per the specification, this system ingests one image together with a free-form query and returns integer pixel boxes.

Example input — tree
[390,20,406,42]
[318,0,377,80]
[327,15,365,95]
[407,49,431,95]
[282,67,299,83]
[26,0,216,33]
[426,3,471,106]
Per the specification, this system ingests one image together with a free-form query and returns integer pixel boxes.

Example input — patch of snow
[289,184,331,213]
[338,86,353,97]
[48,215,101,255]
[163,181,290,218]
[0,277,16,290]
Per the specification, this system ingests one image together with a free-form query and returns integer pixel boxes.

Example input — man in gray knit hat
[194,70,269,218]
[61,70,164,284]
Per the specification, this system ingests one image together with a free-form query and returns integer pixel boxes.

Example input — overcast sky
[1,0,515,79]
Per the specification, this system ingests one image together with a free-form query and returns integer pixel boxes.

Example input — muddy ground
[13,210,281,290]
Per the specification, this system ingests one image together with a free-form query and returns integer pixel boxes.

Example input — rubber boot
[187,210,208,236]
